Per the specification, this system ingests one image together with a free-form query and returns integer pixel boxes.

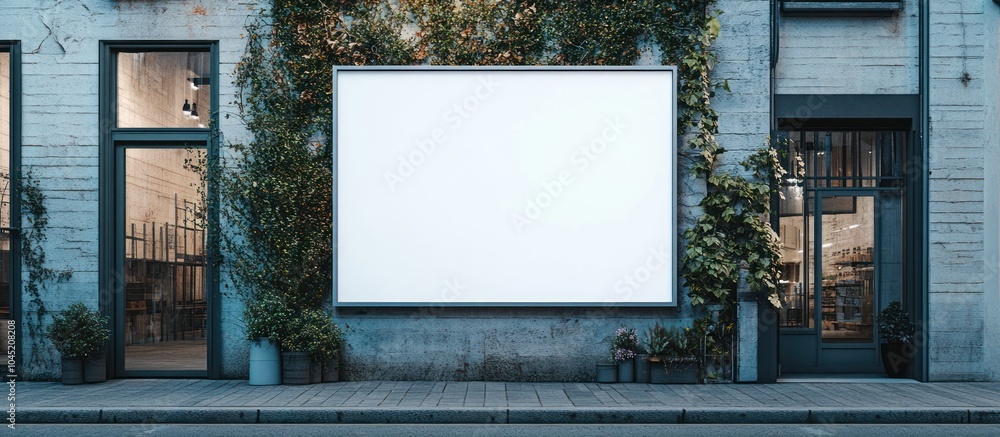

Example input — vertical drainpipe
[761,0,780,383]
[918,0,930,382]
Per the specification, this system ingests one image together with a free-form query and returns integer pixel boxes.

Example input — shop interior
[117,51,211,371]
[777,131,904,345]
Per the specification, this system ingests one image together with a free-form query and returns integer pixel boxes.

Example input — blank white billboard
[334,67,676,306]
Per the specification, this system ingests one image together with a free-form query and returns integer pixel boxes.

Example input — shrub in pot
[652,325,699,384]
[244,292,291,385]
[47,303,110,385]
[643,323,669,383]
[877,301,916,378]
[279,308,342,384]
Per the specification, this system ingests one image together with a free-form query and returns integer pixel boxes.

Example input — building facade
[0,0,997,382]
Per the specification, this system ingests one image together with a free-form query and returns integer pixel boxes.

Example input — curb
[20,407,1000,425]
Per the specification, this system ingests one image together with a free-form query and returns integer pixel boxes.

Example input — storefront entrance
[100,44,218,377]
[777,131,906,374]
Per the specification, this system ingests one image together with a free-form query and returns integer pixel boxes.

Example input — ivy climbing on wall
[18,169,73,375]
[231,0,784,333]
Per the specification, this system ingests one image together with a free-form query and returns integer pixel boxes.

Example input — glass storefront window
[117,52,211,128]
[778,130,905,336]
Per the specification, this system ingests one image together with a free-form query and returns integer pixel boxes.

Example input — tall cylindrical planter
[249,337,281,386]
[281,351,311,385]
[61,358,84,385]
[595,363,617,383]
[635,354,650,384]
[83,353,107,383]
[322,357,340,382]
[250,337,281,385]
[617,358,635,383]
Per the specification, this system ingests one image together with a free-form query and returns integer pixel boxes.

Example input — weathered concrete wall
[336,0,772,381]
[775,0,919,95]
[0,0,258,379]
[984,0,1000,383]
[927,0,998,382]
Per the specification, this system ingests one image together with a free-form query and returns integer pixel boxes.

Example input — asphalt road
[13,424,1000,436]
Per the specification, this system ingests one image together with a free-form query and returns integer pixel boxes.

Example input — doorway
[100,43,218,377]
[116,146,208,375]
[777,131,906,374]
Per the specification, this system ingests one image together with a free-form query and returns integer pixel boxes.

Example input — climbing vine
[18,169,73,373]
[232,0,785,337]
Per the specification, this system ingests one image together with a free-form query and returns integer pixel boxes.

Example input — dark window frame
[773,93,926,380]
[99,41,220,379]
[781,1,905,17]
[0,41,21,377]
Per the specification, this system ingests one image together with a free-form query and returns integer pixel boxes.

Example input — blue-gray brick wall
[0,0,259,380]
[928,0,998,382]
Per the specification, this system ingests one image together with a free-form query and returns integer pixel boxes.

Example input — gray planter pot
[617,358,635,383]
[61,358,84,385]
[249,337,281,386]
[635,354,650,384]
[83,353,107,383]
[281,351,311,385]
[310,360,322,384]
[595,363,617,383]
[662,356,700,384]
[322,357,340,382]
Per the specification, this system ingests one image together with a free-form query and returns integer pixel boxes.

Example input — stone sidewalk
[16,379,1000,424]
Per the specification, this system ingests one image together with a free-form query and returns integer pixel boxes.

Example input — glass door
[117,146,208,374]
[815,195,875,345]
[778,130,905,374]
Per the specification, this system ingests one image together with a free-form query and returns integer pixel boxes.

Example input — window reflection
[117,52,211,128]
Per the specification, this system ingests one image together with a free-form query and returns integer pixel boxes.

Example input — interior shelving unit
[821,246,874,340]
[124,195,206,346]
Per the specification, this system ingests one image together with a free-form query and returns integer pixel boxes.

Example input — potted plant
[279,308,341,384]
[47,303,110,385]
[244,292,290,385]
[595,360,617,383]
[643,323,669,384]
[611,327,639,383]
[660,326,700,384]
[303,310,343,384]
[878,301,916,378]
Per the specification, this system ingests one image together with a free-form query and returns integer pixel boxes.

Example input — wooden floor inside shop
[125,339,207,371]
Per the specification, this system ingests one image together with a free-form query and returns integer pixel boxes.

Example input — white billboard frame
[333,66,678,307]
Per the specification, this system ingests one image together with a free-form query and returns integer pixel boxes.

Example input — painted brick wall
[336,0,773,381]
[0,0,770,381]
[985,0,1000,383]
[928,0,999,382]
[776,0,919,95]
[0,0,258,379]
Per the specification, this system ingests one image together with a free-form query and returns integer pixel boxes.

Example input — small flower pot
[662,356,700,384]
[322,357,340,382]
[617,358,635,383]
[61,358,84,385]
[83,353,107,383]
[635,354,650,384]
[281,351,311,385]
[595,363,617,383]
[310,360,322,383]
[880,342,912,378]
